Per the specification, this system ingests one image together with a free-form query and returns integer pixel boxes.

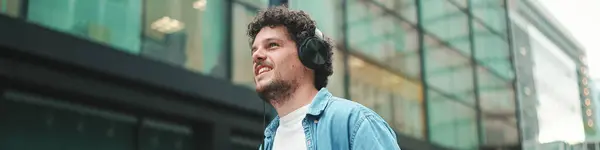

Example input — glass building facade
[0,0,589,149]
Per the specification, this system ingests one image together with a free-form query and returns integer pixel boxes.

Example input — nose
[252,49,266,64]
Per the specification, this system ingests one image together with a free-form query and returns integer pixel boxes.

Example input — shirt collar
[263,88,333,137]
[307,88,333,116]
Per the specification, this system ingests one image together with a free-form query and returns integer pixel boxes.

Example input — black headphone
[297,28,328,71]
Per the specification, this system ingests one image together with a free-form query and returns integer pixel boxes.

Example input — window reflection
[477,66,518,146]
[424,36,475,105]
[346,0,420,79]
[349,56,425,139]
[477,67,514,116]
[27,0,143,53]
[470,0,507,37]
[424,36,478,149]
[420,0,470,55]
[0,0,21,17]
[351,0,417,23]
[473,21,512,80]
[481,116,518,147]
[231,1,263,88]
[142,0,227,78]
[428,90,478,149]
[22,0,229,79]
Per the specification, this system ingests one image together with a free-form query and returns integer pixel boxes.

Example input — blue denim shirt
[259,88,401,150]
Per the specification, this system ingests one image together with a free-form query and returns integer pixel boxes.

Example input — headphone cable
[262,101,266,150]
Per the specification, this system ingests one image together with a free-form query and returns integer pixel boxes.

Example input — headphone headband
[315,28,324,39]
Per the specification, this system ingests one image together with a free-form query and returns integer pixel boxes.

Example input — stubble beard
[256,73,298,106]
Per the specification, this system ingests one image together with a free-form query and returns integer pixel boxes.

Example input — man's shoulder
[323,96,384,123]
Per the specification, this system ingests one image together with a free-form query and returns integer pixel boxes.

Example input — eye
[268,43,280,48]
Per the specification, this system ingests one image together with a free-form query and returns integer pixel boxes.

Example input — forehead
[252,26,292,45]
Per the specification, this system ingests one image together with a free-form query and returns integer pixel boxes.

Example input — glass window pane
[478,65,518,147]
[346,1,419,79]
[425,35,478,149]
[289,0,341,37]
[449,0,467,8]
[0,0,21,17]
[481,116,519,147]
[424,36,475,105]
[428,90,478,149]
[231,1,265,88]
[27,0,142,54]
[24,0,228,79]
[421,0,470,55]
[349,55,425,139]
[477,67,515,116]
[363,0,417,23]
[470,0,507,37]
[142,0,228,78]
[395,79,425,139]
[473,21,513,80]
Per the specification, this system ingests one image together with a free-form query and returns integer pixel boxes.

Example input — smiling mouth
[256,66,273,76]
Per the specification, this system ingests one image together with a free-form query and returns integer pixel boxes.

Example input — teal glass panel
[27,0,142,54]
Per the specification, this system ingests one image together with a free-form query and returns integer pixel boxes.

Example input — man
[248,6,401,150]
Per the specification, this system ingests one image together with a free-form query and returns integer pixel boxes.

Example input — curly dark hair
[247,6,334,90]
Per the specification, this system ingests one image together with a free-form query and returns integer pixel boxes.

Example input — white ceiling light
[193,0,207,11]
[151,16,185,34]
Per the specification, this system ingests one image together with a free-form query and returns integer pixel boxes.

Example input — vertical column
[503,0,524,147]
[18,0,28,19]
[224,0,233,81]
[201,0,229,78]
[415,0,430,142]
[341,0,351,100]
[466,0,483,148]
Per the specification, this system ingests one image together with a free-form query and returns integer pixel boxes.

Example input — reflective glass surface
[349,56,425,139]
[424,36,475,105]
[0,0,20,17]
[27,0,142,53]
[231,1,264,88]
[10,0,229,79]
[477,66,519,146]
[421,0,470,55]
[346,0,420,79]
[473,21,513,80]
[428,89,478,149]
[470,0,507,37]
[424,36,478,149]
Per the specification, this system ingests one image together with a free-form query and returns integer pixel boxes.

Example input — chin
[254,80,270,92]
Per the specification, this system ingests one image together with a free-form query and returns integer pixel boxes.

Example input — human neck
[271,84,318,117]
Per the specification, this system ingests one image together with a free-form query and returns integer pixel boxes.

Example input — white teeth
[259,67,271,74]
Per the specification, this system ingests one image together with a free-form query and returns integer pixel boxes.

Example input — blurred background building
[0,0,594,149]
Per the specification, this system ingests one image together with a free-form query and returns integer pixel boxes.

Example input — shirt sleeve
[350,115,401,150]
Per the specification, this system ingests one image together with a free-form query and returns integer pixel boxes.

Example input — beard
[256,73,298,105]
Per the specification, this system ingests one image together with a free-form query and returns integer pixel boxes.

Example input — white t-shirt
[272,104,310,150]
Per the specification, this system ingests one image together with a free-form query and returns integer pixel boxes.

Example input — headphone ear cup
[298,37,327,70]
